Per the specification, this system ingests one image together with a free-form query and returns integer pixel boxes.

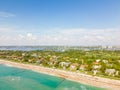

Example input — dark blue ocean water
[0,64,105,90]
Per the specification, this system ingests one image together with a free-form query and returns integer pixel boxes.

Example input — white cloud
[18,33,37,40]
[0,27,15,33]
[0,28,119,46]
[0,11,15,18]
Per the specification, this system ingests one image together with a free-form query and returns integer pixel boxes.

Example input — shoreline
[0,59,120,90]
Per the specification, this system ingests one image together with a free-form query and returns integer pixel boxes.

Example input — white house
[92,65,101,69]
[102,60,108,63]
[105,69,116,76]
[59,62,71,69]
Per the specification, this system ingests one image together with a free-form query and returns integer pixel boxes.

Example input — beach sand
[0,59,120,90]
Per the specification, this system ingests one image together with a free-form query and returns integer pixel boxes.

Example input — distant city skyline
[0,0,120,46]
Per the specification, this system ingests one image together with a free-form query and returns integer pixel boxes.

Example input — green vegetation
[0,50,120,79]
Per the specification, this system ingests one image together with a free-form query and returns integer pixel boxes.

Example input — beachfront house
[93,70,99,75]
[69,63,79,71]
[92,65,101,75]
[105,69,116,76]
[79,64,88,71]
[92,61,101,75]
[36,60,42,65]
[59,62,71,69]
[115,71,119,76]
[48,60,58,66]
[48,55,58,66]
[92,65,101,70]
[36,58,44,64]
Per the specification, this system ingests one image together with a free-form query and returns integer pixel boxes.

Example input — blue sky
[0,0,120,46]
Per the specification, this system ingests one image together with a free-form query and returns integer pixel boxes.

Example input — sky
[0,0,120,46]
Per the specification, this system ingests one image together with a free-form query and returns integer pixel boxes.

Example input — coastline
[0,59,120,90]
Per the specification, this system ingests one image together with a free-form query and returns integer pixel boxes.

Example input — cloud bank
[0,28,119,46]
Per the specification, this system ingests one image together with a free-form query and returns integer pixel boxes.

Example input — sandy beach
[0,59,120,90]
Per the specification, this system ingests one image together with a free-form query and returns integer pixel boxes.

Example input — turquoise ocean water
[0,64,105,90]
